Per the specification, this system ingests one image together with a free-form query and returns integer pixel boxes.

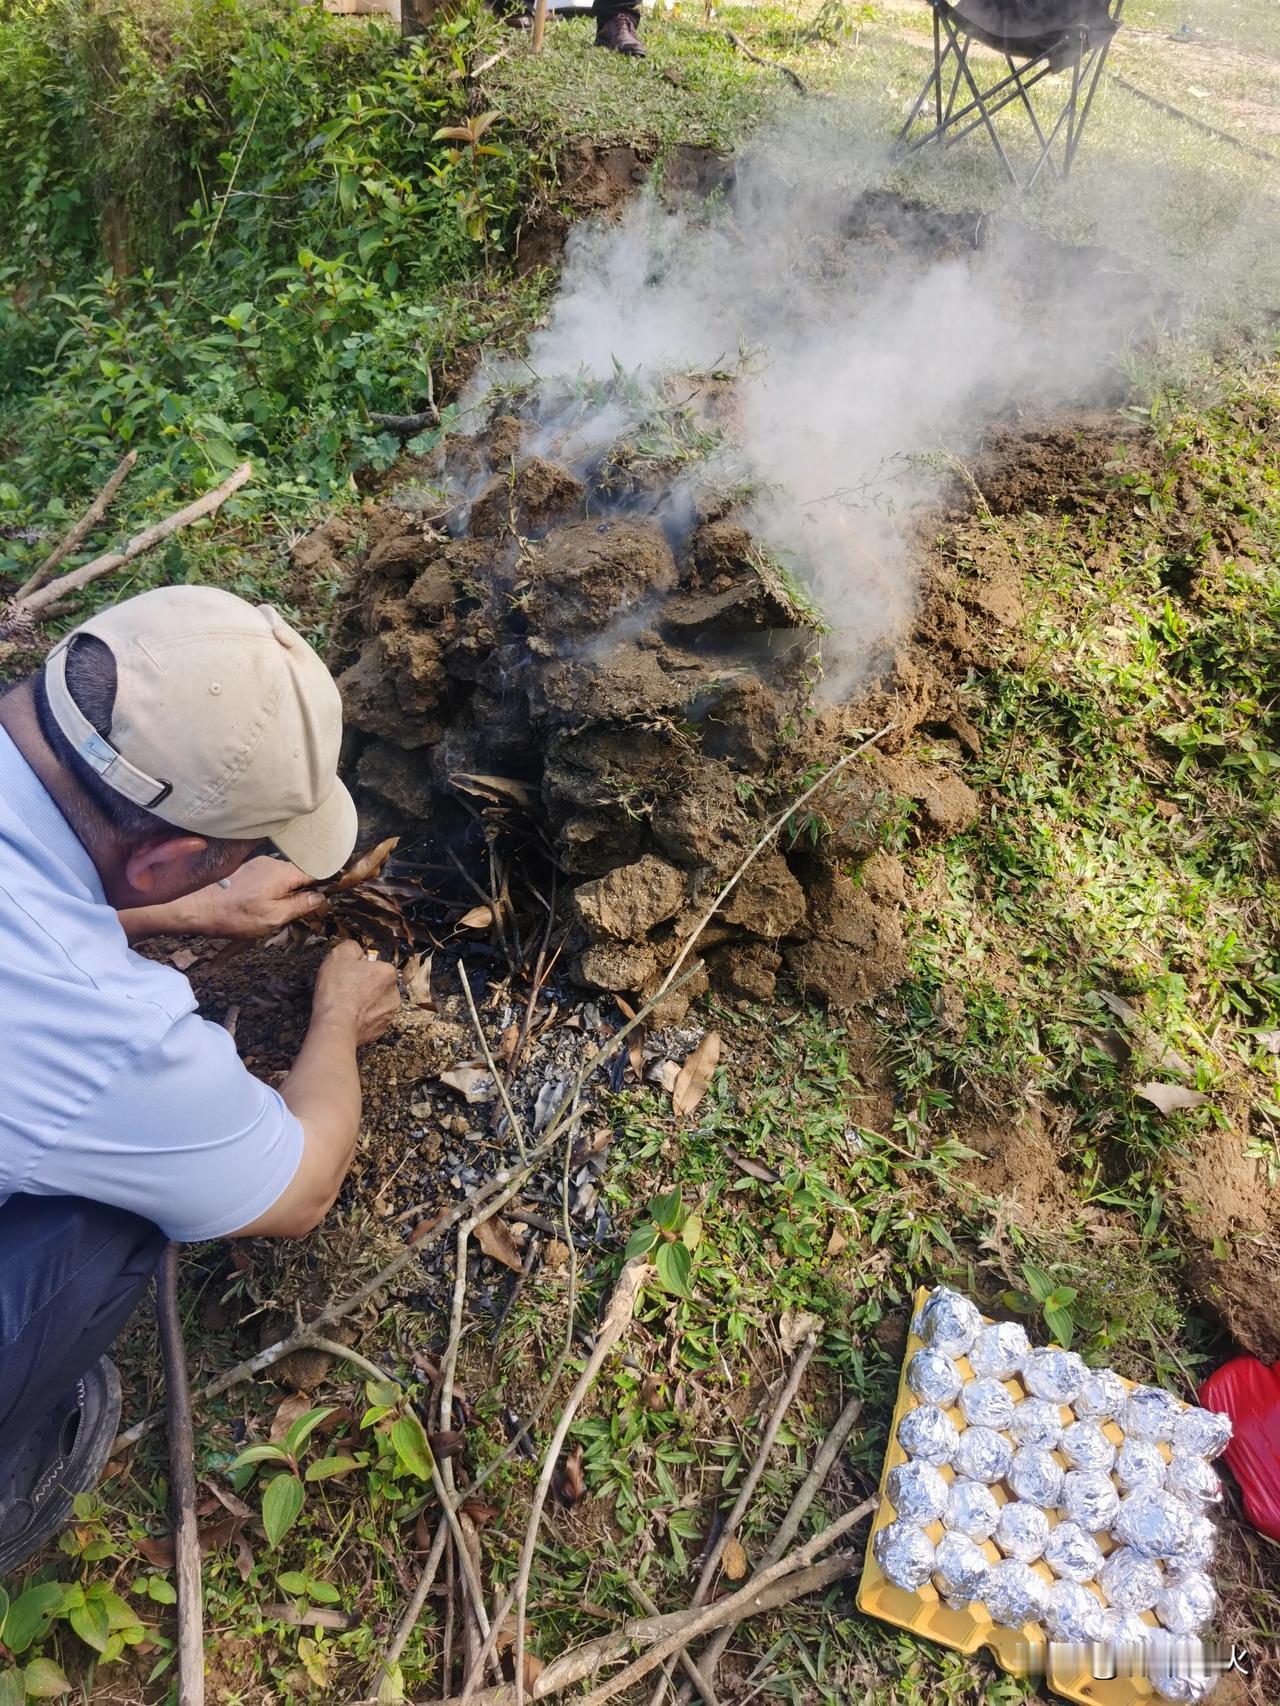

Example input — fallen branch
[627,1582,720,1706]
[379,1516,450,1678]
[724,29,808,95]
[368,408,439,435]
[14,462,253,620]
[156,1244,205,1706]
[15,450,137,599]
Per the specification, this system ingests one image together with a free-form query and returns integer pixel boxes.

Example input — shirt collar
[0,723,107,904]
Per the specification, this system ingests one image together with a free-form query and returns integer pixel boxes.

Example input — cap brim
[269,779,359,880]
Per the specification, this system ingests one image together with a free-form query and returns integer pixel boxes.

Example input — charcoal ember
[912,1287,982,1357]
[1060,1419,1117,1473]
[958,1375,1015,1430]
[906,1348,963,1408]
[885,1459,950,1526]
[968,1321,1030,1380]
[1008,1445,1064,1507]
[1116,1488,1194,1560]
[953,1425,1013,1484]
[994,1500,1050,1563]
[1043,1520,1104,1584]
[1075,1367,1129,1422]
[1099,1545,1164,1612]
[1123,1385,1184,1444]
[1115,1437,1168,1492]
[1166,1512,1217,1575]
[984,1558,1048,1629]
[1165,1453,1223,1507]
[1172,1406,1232,1462]
[933,1531,991,1607]
[1022,1347,1086,1404]
[1008,1397,1065,1450]
[872,1520,936,1590]
[945,1477,1000,1541]
[1062,1470,1121,1532]
[1100,1608,1154,1652]
[897,1403,959,1466]
[1155,1571,1216,1638]
[1044,1579,1107,1644]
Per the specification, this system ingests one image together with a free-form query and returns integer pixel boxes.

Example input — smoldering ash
[456,113,1158,697]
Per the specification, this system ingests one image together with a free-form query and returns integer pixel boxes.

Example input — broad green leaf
[202,436,240,471]
[681,1213,703,1252]
[1044,1306,1075,1349]
[276,1571,309,1596]
[101,1633,125,1664]
[0,1669,23,1706]
[377,1662,406,1705]
[231,1443,290,1470]
[262,1474,306,1548]
[2,1583,69,1653]
[147,1577,177,1605]
[358,229,383,265]
[305,1454,360,1483]
[389,1414,434,1482]
[91,1590,140,1632]
[22,1658,71,1699]
[284,1405,337,1460]
[68,1595,110,1652]
[623,1223,657,1260]
[650,1190,682,1231]
[1022,1262,1053,1302]
[655,1241,692,1298]
[365,1380,400,1408]
[1045,1286,1077,1309]
[308,1580,341,1606]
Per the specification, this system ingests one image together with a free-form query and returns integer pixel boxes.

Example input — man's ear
[123,835,212,899]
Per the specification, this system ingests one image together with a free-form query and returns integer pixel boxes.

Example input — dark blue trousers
[0,1196,165,1457]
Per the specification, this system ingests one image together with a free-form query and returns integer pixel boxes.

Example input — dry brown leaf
[169,947,199,971]
[409,1210,447,1246]
[825,1227,850,1258]
[328,836,399,893]
[270,1392,314,1444]
[672,1032,721,1119]
[1136,1082,1209,1115]
[200,1479,254,1522]
[457,904,494,930]
[440,1064,497,1103]
[640,1373,666,1411]
[427,1429,467,1460]
[725,1144,781,1185]
[649,1059,681,1093]
[1255,1029,1280,1055]
[779,1306,823,1356]
[137,1514,245,1569]
[523,1655,547,1688]
[476,1215,525,1273]
[450,772,537,812]
[498,1022,520,1063]
[554,1441,586,1505]
[544,1238,570,1271]
[460,1498,499,1528]
[720,1536,749,1582]
[402,953,436,1010]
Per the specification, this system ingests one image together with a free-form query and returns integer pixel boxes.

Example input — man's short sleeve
[41,1014,305,1242]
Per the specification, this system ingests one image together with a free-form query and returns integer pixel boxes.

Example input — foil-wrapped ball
[994,1501,1051,1563]
[1148,1642,1219,1703]
[1099,1546,1164,1612]
[968,1320,1031,1380]
[1043,1519,1105,1583]
[960,1376,1017,1431]
[933,1531,991,1607]
[1115,1488,1194,1560]
[1155,1571,1216,1638]
[1060,1419,1117,1473]
[1008,1397,1065,1450]
[1123,1385,1184,1444]
[1022,1347,1087,1404]
[1172,1406,1232,1462]
[1008,1445,1065,1508]
[913,1287,982,1357]
[1165,1453,1224,1507]
[1075,1367,1129,1422]
[953,1425,1013,1485]
[946,1477,1000,1542]
[1099,1608,1153,1654]
[984,1558,1047,1629]
[897,1403,959,1466]
[873,1520,937,1590]
[1115,1437,1168,1493]
[906,1348,963,1408]
[1062,1470,1121,1533]
[1044,1579,1107,1644]
[885,1459,950,1527]
[1166,1512,1217,1575]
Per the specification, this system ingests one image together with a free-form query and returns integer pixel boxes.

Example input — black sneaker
[0,1359,121,1579]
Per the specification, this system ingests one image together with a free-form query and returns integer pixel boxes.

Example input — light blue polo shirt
[0,725,304,1240]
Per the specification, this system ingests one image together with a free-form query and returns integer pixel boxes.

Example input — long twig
[15,450,137,599]
[459,963,526,1159]
[14,462,254,619]
[628,1582,721,1706]
[380,1516,450,1677]
[724,29,808,94]
[156,1244,205,1706]
[646,1332,819,1706]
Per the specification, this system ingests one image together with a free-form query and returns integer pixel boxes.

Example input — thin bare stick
[15,450,137,599]
[675,1390,864,1705]
[380,1515,450,1675]
[531,0,549,53]
[628,1581,721,1706]
[16,462,253,618]
[156,1244,205,1706]
[724,29,808,94]
[646,1332,819,1706]
[459,964,526,1159]
[303,1334,403,1388]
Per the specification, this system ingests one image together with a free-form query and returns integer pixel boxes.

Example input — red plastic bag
[1199,1356,1280,1542]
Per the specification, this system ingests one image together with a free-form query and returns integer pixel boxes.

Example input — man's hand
[120,857,327,944]
[312,939,401,1046]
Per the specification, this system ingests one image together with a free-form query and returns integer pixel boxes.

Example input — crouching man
[0,585,401,1576]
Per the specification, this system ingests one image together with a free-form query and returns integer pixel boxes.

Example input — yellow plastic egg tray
[857,1287,1194,1704]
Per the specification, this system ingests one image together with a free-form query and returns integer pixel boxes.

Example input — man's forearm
[116,894,204,944]
[277,1009,364,1204]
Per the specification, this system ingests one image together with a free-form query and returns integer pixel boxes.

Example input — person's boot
[0,1359,121,1577]
[595,10,646,54]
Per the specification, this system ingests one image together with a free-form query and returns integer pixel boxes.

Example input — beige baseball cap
[44,585,357,879]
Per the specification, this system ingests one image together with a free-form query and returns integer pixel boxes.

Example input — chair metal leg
[1063,36,1115,174]
[1005,51,1059,181]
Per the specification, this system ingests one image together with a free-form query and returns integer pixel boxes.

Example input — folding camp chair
[897,0,1124,191]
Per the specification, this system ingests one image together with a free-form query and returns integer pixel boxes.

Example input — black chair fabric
[943,0,1118,56]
